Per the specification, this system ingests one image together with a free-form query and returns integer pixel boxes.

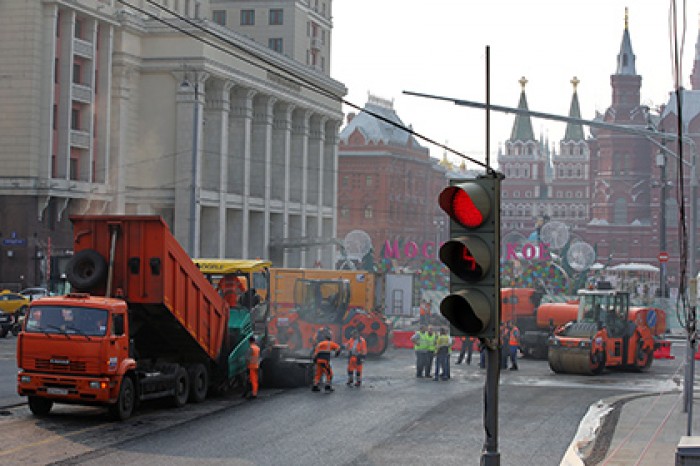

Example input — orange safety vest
[219,276,245,306]
[509,326,520,346]
[314,340,341,361]
[346,337,367,357]
[248,342,260,369]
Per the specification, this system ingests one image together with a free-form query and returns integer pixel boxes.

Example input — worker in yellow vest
[434,327,453,381]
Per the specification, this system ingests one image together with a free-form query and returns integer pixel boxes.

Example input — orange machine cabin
[17,293,131,405]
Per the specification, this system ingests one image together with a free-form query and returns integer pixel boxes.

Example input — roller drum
[548,346,597,375]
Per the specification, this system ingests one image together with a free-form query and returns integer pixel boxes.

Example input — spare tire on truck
[65,249,108,292]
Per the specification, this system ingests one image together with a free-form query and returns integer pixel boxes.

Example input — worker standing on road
[433,327,453,381]
[508,322,520,370]
[456,336,474,365]
[246,335,261,399]
[500,322,510,369]
[424,326,437,378]
[345,328,367,387]
[312,334,341,392]
[411,325,428,377]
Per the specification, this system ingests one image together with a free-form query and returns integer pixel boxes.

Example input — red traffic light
[439,237,491,281]
[440,290,492,335]
[438,183,491,228]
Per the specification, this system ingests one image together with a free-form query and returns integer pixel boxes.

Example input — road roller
[548,286,661,375]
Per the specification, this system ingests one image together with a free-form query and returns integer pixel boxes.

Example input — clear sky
[331,0,700,170]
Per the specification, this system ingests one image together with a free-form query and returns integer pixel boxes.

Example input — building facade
[0,0,345,290]
[210,0,332,75]
[499,12,700,294]
[337,95,449,270]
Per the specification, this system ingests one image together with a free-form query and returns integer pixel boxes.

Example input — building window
[340,206,349,217]
[53,105,57,130]
[365,175,373,187]
[69,157,78,180]
[241,9,255,25]
[212,10,226,26]
[73,63,82,84]
[364,205,373,219]
[269,8,283,25]
[268,38,283,53]
[74,19,82,39]
[342,175,349,187]
[71,108,80,130]
[55,59,59,83]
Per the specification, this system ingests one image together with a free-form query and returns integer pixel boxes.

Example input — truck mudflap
[17,372,118,404]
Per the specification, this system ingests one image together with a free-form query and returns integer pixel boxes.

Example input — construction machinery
[548,285,664,375]
[501,288,579,359]
[268,278,391,356]
[17,216,308,420]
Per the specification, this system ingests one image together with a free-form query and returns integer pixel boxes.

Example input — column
[203,79,233,257]
[174,71,208,257]
[229,88,256,258]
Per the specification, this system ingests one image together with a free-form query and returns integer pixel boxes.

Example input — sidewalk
[562,390,700,465]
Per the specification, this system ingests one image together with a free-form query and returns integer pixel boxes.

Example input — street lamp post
[656,141,668,298]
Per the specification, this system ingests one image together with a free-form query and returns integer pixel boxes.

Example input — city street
[0,335,686,465]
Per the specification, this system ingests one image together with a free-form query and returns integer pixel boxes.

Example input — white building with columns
[0,0,345,289]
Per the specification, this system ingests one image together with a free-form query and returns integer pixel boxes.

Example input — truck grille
[35,358,87,373]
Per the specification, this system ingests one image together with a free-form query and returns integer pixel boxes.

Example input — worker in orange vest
[218,275,245,307]
[507,321,520,370]
[419,300,432,325]
[245,335,261,399]
[312,334,342,392]
[345,328,367,387]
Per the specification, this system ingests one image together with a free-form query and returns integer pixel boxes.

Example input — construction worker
[456,336,474,365]
[419,300,431,325]
[508,321,520,370]
[424,326,437,378]
[246,335,260,399]
[345,328,367,387]
[218,275,245,307]
[434,327,453,381]
[312,334,341,392]
[411,325,427,377]
[500,321,510,369]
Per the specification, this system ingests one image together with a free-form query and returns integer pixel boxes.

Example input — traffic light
[438,175,501,338]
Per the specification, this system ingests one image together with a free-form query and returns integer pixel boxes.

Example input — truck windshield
[25,306,108,337]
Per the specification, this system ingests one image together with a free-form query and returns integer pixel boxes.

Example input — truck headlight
[89,381,107,389]
[20,375,31,383]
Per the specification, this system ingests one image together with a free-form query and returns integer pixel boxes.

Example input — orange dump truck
[17,215,262,420]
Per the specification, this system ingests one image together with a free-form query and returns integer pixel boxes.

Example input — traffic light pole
[482,337,500,465]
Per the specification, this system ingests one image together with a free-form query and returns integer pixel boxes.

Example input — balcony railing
[70,130,91,149]
[72,83,92,103]
[73,38,94,58]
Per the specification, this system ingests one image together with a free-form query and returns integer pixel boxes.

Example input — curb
[560,392,661,466]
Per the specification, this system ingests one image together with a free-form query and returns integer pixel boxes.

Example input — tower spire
[564,77,585,142]
[509,77,535,142]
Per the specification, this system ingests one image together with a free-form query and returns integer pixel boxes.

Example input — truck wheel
[188,364,208,403]
[109,376,135,421]
[171,367,190,408]
[66,249,108,291]
[28,396,53,416]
